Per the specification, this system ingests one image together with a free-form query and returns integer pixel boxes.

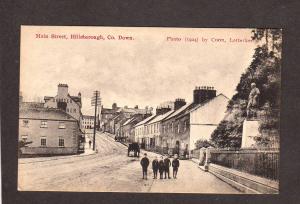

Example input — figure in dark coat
[164,155,171,179]
[158,156,165,179]
[172,154,180,178]
[152,156,159,179]
[140,153,150,179]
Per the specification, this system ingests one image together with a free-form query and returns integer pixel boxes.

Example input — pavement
[18,131,241,193]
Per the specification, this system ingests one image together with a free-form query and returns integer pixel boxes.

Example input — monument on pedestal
[242,83,261,148]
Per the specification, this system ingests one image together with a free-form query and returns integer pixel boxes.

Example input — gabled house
[120,114,151,143]
[189,93,229,151]
[160,86,222,157]
[44,84,82,127]
[19,103,83,156]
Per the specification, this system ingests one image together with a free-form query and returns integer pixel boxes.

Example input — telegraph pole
[91,91,101,151]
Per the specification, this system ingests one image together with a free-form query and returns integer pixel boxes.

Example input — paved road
[18,132,241,193]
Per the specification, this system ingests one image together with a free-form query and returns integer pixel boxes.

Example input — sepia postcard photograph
[18,26,281,194]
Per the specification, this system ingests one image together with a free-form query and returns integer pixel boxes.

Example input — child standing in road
[152,156,159,179]
[172,154,180,179]
[164,154,171,179]
[158,156,165,179]
[140,153,150,179]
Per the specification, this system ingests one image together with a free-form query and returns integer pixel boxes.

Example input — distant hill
[211,29,282,148]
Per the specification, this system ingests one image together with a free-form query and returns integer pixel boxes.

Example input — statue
[246,83,260,119]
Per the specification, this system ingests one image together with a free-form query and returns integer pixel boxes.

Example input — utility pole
[91,91,101,151]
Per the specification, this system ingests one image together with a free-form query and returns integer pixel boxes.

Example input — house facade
[160,102,193,156]
[189,94,229,150]
[134,115,156,148]
[103,104,153,135]
[19,104,83,156]
[120,114,149,143]
[143,107,174,152]
[81,115,99,129]
[159,86,221,157]
[44,84,82,127]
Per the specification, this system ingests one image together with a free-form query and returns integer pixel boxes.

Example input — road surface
[18,131,241,193]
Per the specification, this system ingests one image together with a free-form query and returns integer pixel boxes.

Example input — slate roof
[20,102,44,109]
[134,115,156,127]
[123,118,135,126]
[43,94,82,104]
[147,110,175,125]
[19,107,77,121]
[70,95,81,103]
[116,107,148,114]
[101,108,115,114]
[188,94,229,113]
[163,102,194,121]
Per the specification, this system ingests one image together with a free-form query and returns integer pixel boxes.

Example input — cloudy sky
[20,26,257,115]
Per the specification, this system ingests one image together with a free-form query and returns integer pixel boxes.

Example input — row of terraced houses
[102,86,229,158]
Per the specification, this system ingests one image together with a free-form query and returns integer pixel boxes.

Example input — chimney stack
[174,98,186,110]
[193,86,216,104]
[57,83,69,96]
[156,105,171,115]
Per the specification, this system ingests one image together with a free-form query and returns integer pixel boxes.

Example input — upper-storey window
[58,122,66,129]
[40,120,47,128]
[22,120,29,127]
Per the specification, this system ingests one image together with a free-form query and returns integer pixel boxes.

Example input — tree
[211,29,282,148]
[194,139,214,149]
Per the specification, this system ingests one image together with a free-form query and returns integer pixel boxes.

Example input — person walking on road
[152,156,159,179]
[158,156,165,179]
[140,153,150,179]
[89,140,92,149]
[172,154,180,179]
[164,154,171,179]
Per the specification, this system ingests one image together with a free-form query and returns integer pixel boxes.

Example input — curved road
[18,132,241,193]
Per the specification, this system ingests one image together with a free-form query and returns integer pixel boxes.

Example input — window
[59,138,65,147]
[171,122,174,132]
[21,135,28,142]
[184,121,187,131]
[40,137,46,146]
[22,120,29,127]
[66,108,69,112]
[40,120,47,128]
[58,122,66,129]
[74,109,76,113]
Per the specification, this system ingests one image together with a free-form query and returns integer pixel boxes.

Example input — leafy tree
[194,139,214,149]
[211,29,281,148]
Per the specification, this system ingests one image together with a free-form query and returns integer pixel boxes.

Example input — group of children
[140,153,180,180]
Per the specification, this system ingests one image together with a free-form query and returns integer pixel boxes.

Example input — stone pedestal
[241,120,260,148]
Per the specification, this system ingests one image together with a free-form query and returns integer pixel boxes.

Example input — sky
[20,26,257,115]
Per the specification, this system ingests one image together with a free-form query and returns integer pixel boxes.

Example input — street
[18,131,241,193]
